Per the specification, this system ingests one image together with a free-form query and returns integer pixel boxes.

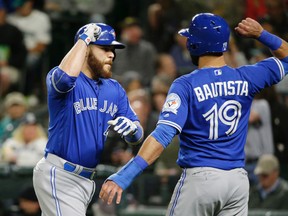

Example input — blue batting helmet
[74,23,125,49]
[178,13,230,56]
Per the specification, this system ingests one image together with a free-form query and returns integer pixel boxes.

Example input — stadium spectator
[151,73,181,204]
[224,36,248,67]
[249,154,288,210]
[155,53,178,80]
[245,96,274,185]
[7,0,51,99]
[0,92,27,144]
[15,185,41,216]
[110,145,133,167]
[258,86,288,179]
[244,0,267,20]
[0,0,26,96]
[154,137,180,179]
[1,112,46,167]
[150,74,173,113]
[101,89,155,165]
[44,0,79,12]
[152,135,180,205]
[127,89,159,162]
[112,17,157,86]
[145,0,183,52]
[242,0,288,62]
[128,89,158,138]
[120,71,143,93]
[170,23,195,75]
[259,0,288,42]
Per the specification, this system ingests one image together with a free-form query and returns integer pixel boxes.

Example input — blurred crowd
[1,0,288,215]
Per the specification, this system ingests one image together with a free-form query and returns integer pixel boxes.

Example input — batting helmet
[74,23,125,49]
[178,13,230,56]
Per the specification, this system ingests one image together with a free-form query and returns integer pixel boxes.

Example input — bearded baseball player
[32,23,143,216]
[99,13,288,215]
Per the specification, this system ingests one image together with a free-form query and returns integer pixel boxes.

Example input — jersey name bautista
[73,97,118,116]
[194,80,249,102]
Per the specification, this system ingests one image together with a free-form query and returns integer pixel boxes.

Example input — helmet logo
[110,30,116,39]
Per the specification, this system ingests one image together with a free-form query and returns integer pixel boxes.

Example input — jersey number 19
[203,100,242,140]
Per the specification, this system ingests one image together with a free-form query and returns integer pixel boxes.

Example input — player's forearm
[105,124,174,190]
[235,18,288,60]
[59,40,87,77]
[271,40,288,60]
[137,135,165,165]
[105,135,164,190]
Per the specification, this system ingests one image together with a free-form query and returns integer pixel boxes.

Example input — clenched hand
[99,180,123,205]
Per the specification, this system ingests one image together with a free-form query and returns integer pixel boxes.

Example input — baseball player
[32,23,143,216]
[99,13,288,215]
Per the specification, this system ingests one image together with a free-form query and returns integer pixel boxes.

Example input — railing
[118,208,288,216]
[1,164,288,216]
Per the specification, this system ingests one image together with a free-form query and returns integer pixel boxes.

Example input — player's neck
[82,65,99,80]
[82,68,93,79]
[198,55,226,69]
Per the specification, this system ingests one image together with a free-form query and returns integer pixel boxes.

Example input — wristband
[258,30,282,51]
[107,155,148,190]
[79,34,91,46]
[124,124,143,145]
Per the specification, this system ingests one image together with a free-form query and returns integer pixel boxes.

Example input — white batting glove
[79,23,101,45]
[108,117,137,137]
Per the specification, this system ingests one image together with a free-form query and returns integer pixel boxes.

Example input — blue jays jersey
[158,57,287,170]
[45,67,138,168]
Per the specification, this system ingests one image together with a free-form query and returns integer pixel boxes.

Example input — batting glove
[108,117,137,137]
[79,23,101,46]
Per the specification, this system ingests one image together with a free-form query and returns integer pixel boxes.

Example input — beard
[87,52,113,79]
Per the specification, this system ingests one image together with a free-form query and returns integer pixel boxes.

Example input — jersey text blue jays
[73,98,118,116]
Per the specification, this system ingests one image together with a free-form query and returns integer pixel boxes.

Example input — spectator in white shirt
[7,0,51,99]
[1,112,47,167]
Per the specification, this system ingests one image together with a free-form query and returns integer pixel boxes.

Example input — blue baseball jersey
[45,67,138,168]
[158,57,287,170]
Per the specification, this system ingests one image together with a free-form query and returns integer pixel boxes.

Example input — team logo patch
[110,30,116,39]
[162,93,181,114]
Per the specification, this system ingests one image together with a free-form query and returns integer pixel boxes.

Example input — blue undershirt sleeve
[106,124,177,190]
[151,124,178,149]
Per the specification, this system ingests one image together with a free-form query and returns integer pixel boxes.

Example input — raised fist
[235,18,263,39]
[79,23,101,45]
